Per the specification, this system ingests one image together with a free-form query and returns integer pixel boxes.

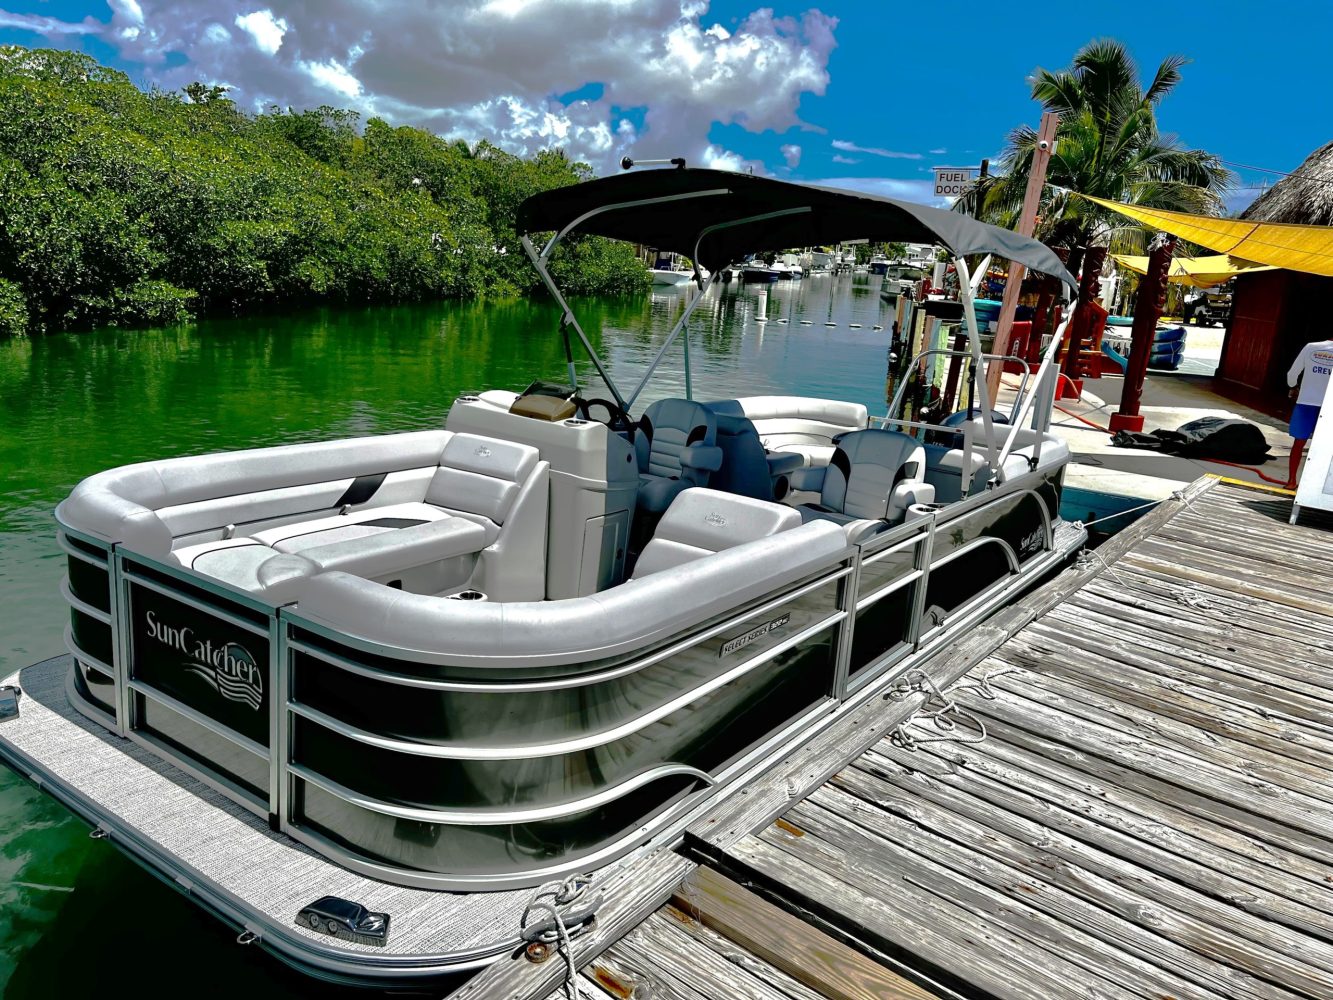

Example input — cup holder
[448,589,486,601]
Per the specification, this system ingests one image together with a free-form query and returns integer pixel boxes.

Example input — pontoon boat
[1,168,1082,988]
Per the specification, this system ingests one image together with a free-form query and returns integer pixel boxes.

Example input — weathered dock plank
[462,480,1333,1000]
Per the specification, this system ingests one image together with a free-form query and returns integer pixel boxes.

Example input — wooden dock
[454,479,1333,1000]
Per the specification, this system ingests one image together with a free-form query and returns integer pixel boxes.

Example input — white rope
[519,874,601,1000]
[888,669,989,752]
[1076,490,1213,609]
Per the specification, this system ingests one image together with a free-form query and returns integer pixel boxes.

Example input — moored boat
[2,166,1084,989]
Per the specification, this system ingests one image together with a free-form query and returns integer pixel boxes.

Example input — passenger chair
[630,398,723,556]
[791,428,935,538]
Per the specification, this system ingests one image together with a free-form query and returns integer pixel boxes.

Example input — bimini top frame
[517,167,1078,470]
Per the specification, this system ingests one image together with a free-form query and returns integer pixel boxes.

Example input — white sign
[933,167,975,198]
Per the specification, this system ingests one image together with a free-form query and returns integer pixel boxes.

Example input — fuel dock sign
[933,167,976,198]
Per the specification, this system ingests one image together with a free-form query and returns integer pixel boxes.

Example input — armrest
[764,451,804,477]
[887,481,935,521]
[790,465,826,492]
[680,444,723,473]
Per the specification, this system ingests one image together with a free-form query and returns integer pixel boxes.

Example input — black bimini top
[517,168,1076,289]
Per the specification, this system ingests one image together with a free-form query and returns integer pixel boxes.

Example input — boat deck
[453,479,1333,1000]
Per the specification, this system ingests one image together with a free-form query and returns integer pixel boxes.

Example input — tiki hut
[1217,141,1333,414]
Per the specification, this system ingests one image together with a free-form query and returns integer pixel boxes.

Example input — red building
[1216,141,1333,416]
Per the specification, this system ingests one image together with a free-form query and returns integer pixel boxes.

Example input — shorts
[1290,402,1320,440]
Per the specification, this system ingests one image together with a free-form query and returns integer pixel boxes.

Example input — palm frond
[1144,54,1189,104]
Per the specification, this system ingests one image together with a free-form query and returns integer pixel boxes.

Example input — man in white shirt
[1286,338,1333,487]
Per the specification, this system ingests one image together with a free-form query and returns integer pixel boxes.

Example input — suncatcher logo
[144,610,263,711]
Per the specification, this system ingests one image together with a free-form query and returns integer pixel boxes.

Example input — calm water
[0,273,898,994]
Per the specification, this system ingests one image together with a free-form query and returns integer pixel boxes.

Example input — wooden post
[986,111,1059,399]
[1060,245,1107,395]
[1109,237,1175,433]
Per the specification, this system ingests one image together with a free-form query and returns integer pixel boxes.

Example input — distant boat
[773,253,804,280]
[647,252,703,286]
[805,250,834,274]
[868,254,891,276]
[650,268,694,287]
[741,260,781,283]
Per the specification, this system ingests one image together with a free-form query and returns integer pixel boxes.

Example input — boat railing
[55,468,1067,888]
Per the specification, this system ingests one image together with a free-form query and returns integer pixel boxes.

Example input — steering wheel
[578,397,637,435]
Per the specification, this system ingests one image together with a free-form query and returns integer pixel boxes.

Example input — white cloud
[831,153,858,165]
[832,139,921,160]
[780,143,801,168]
[19,1,837,175]
[701,145,748,172]
[234,9,288,56]
[929,147,946,155]
[300,57,361,98]
[111,0,146,26]
[0,11,98,34]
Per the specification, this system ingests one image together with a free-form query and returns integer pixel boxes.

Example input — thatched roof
[1240,140,1333,226]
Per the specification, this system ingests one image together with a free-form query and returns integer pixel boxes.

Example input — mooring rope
[1074,489,1212,610]
[519,874,602,1000]
[888,669,989,752]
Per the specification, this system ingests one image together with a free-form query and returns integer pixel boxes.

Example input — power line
[1217,157,1333,186]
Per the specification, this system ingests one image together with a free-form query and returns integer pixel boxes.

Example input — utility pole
[973,158,989,221]
[986,111,1058,399]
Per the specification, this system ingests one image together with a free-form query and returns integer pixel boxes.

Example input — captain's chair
[634,398,723,516]
[705,408,805,502]
[791,429,934,531]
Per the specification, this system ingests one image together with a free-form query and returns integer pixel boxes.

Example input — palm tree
[959,40,1229,267]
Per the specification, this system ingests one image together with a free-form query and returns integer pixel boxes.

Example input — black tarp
[517,168,1077,287]
[1111,416,1273,464]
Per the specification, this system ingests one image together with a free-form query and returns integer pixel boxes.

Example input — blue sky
[1,1,1327,213]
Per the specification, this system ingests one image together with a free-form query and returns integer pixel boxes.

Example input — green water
[0,275,898,994]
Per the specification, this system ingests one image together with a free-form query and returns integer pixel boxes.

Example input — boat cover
[518,168,1076,287]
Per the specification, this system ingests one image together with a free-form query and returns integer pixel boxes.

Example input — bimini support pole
[521,235,628,409]
[625,204,813,410]
[625,272,719,409]
[952,257,1000,477]
[995,284,1077,473]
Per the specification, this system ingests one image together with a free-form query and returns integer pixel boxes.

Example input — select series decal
[720,613,790,657]
[144,610,263,711]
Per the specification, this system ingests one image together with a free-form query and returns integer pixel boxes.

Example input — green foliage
[0,46,647,336]
[958,40,1230,254]
[0,276,26,336]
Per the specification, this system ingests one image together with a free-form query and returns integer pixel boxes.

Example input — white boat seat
[631,488,801,578]
[290,517,488,578]
[792,429,934,529]
[170,538,315,604]
[248,502,482,552]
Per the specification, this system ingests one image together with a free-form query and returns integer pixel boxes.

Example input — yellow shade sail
[1085,195,1333,278]
[1109,253,1276,288]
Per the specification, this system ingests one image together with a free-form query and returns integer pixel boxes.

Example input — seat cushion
[636,398,716,483]
[250,502,451,553]
[170,538,313,605]
[632,488,802,578]
[296,518,488,578]
[425,433,540,525]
